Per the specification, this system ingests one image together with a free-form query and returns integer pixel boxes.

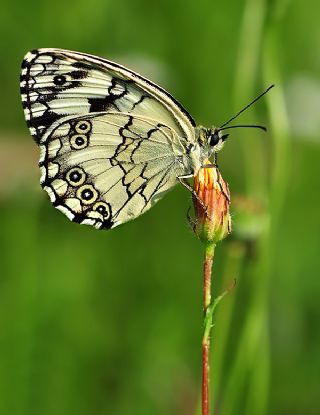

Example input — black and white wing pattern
[20,48,196,143]
[38,112,188,229]
[20,49,196,229]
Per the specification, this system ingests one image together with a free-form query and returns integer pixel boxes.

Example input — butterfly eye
[209,132,220,147]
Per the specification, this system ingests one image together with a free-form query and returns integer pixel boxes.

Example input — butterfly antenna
[219,85,274,129]
[220,124,267,132]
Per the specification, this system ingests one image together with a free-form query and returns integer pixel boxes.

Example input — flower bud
[193,163,231,244]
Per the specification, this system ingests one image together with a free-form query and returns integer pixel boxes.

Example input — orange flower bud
[193,163,231,244]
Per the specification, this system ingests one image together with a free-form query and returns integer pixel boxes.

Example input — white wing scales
[20,49,196,229]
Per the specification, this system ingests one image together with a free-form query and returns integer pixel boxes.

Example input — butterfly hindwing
[40,112,186,229]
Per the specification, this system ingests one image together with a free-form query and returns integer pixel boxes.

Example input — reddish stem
[203,247,213,309]
[202,243,215,415]
[202,341,210,415]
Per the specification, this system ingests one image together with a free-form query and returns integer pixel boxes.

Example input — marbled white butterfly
[20,49,271,229]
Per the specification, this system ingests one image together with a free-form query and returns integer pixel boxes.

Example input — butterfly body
[20,49,225,229]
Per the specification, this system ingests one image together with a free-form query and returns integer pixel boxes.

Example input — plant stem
[202,242,215,415]
[203,243,215,310]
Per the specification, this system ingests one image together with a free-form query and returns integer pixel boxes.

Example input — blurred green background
[1,0,319,414]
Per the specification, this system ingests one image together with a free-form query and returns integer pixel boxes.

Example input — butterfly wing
[21,49,196,228]
[20,48,196,143]
[39,112,186,229]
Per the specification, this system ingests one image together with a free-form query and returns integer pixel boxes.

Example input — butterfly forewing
[20,49,195,143]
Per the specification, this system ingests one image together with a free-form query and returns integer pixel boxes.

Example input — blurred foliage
[1,0,320,414]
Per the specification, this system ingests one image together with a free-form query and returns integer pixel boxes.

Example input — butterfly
[20,49,270,229]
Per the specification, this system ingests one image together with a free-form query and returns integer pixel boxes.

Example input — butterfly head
[208,128,229,152]
[196,126,229,156]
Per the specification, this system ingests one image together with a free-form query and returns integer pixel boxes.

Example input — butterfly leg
[177,176,208,213]
[186,205,199,232]
[216,170,231,202]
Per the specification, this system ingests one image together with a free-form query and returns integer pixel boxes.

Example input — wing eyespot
[65,167,86,186]
[75,120,92,134]
[53,75,67,86]
[76,184,98,205]
[70,134,89,150]
[93,201,111,219]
